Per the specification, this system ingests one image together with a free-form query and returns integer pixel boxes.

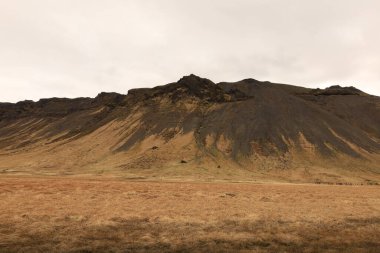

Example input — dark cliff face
[0,74,379,162]
[0,97,93,118]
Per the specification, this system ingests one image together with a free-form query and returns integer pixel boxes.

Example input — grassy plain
[0,176,379,252]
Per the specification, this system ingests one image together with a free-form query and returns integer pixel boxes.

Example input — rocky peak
[312,85,364,96]
[94,92,126,106]
[240,78,262,84]
[178,74,213,83]
[177,74,216,91]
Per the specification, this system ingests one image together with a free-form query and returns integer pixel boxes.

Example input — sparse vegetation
[0,177,379,252]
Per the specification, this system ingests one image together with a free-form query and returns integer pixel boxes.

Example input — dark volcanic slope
[0,74,379,181]
[217,79,380,157]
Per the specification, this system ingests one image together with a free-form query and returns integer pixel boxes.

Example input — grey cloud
[0,0,379,102]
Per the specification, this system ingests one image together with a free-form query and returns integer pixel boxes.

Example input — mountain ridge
[0,75,379,183]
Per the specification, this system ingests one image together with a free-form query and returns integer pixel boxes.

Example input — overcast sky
[1,0,380,102]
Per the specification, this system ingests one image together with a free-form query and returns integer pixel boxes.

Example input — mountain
[0,74,379,184]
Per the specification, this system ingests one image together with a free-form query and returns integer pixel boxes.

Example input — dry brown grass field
[0,176,379,253]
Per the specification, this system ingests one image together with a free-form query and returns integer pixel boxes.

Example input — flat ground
[0,177,379,253]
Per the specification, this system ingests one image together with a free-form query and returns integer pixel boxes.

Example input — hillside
[0,75,379,183]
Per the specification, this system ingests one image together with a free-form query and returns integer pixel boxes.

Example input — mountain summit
[0,75,379,183]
